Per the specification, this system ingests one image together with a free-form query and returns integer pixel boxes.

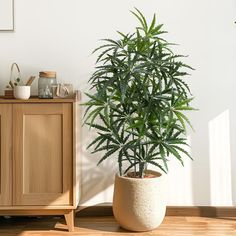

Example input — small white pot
[14,86,31,100]
[113,170,166,232]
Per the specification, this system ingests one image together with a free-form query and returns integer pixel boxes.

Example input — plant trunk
[139,162,145,178]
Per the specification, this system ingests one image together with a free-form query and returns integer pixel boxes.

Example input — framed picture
[0,0,14,31]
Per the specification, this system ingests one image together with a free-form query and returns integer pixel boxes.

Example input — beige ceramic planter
[113,170,166,232]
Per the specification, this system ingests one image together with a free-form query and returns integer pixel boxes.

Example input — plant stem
[139,162,145,178]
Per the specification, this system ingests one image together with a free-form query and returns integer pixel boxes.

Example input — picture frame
[0,0,14,31]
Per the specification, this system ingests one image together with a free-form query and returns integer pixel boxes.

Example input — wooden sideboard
[0,93,81,232]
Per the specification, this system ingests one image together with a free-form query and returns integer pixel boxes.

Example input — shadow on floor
[0,215,134,235]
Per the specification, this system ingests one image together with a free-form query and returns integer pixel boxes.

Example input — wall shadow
[78,124,117,206]
[190,112,211,206]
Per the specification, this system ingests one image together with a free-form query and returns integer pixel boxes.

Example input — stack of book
[4,89,14,99]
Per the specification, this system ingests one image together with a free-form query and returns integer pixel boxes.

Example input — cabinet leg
[64,210,75,232]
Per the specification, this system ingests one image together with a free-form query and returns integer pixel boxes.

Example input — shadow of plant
[79,124,118,206]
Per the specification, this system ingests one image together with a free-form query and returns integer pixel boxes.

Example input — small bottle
[38,71,57,98]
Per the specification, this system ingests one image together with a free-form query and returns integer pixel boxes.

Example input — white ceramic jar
[13,86,31,100]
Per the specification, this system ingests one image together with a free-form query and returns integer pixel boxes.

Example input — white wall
[0,0,236,206]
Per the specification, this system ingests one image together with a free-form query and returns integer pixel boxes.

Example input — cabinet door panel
[0,105,12,206]
[13,104,72,206]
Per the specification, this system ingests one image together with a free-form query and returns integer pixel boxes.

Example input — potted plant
[5,63,35,100]
[84,9,195,231]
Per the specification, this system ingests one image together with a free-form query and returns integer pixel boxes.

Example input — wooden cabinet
[0,96,80,232]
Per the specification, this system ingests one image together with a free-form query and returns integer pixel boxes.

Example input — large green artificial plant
[84,9,195,178]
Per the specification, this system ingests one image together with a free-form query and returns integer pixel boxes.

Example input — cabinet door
[13,104,72,206]
[0,105,12,206]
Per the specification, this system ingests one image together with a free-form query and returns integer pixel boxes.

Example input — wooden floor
[0,216,236,236]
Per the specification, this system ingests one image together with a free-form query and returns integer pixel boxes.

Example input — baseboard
[166,206,236,217]
[76,205,236,217]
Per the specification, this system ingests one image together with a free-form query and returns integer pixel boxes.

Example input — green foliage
[84,9,196,178]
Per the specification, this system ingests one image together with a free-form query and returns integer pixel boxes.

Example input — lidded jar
[38,71,57,98]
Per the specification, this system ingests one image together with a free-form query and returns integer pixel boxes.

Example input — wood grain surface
[0,216,235,235]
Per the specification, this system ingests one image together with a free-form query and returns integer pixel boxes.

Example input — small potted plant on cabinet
[84,9,195,231]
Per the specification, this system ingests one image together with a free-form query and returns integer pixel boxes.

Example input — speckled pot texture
[113,170,166,232]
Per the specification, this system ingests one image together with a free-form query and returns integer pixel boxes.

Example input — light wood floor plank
[0,216,236,235]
